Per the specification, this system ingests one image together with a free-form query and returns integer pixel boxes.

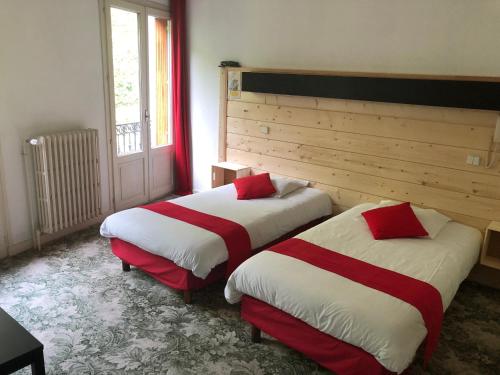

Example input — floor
[0,227,499,375]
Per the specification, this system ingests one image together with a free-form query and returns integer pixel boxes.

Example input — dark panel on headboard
[241,72,500,111]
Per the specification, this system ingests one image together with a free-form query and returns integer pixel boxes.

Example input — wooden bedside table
[481,221,500,270]
[212,162,251,188]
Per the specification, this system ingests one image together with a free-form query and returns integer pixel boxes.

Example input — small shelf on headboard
[241,71,500,111]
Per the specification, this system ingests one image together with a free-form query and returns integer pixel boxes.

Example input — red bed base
[110,217,328,301]
[111,238,225,291]
[241,295,396,375]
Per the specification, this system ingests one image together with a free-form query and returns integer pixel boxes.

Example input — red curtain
[171,0,192,195]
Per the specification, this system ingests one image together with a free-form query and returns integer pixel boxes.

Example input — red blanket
[270,238,443,365]
[141,201,252,276]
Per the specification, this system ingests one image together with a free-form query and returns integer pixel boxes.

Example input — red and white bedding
[100,183,332,278]
[225,203,482,373]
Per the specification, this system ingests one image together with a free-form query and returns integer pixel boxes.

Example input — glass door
[105,0,173,211]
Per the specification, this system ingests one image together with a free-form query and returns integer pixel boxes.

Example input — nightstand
[481,221,500,270]
[212,162,251,188]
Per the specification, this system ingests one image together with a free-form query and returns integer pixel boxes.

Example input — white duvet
[225,203,481,373]
[100,184,332,278]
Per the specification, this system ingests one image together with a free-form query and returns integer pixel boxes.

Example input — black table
[0,307,45,374]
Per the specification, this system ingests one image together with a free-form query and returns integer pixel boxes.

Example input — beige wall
[187,0,500,192]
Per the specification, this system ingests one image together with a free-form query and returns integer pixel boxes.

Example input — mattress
[100,184,332,279]
[225,203,482,373]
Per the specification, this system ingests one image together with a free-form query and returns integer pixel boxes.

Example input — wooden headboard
[219,67,500,233]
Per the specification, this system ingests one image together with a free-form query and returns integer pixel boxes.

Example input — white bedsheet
[225,203,481,373]
[100,184,332,278]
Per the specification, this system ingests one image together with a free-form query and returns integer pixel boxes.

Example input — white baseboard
[7,239,33,257]
[6,209,113,257]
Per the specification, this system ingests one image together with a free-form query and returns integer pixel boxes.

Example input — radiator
[29,129,101,236]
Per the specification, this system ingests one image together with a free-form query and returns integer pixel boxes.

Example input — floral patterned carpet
[0,227,499,375]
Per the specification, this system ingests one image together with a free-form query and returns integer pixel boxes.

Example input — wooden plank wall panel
[227,133,500,200]
[227,101,494,150]
[227,148,500,222]
[221,68,500,233]
[227,117,500,175]
[252,167,490,232]
[219,69,229,161]
[240,91,499,127]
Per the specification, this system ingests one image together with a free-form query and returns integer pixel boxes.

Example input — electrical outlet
[259,126,269,134]
[466,155,481,166]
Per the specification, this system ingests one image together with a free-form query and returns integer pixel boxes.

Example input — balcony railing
[116,122,142,156]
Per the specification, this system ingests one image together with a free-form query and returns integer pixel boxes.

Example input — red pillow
[361,202,428,240]
[233,173,276,200]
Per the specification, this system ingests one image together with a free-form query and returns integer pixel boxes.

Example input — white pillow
[377,200,451,239]
[270,175,309,198]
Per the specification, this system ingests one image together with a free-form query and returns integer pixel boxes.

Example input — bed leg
[122,261,131,272]
[183,290,192,304]
[251,325,261,343]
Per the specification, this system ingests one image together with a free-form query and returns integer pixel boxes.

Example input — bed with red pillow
[100,174,332,302]
[225,202,482,374]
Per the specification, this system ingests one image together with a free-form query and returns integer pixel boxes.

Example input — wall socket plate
[259,126,269,134]
[466,155,481,166]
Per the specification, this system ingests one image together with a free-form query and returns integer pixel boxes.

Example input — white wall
[187,0,500,192]
[0,0,169,257]
[0,154,7,258]
[0,0,168,258]
[0,0,111,253]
